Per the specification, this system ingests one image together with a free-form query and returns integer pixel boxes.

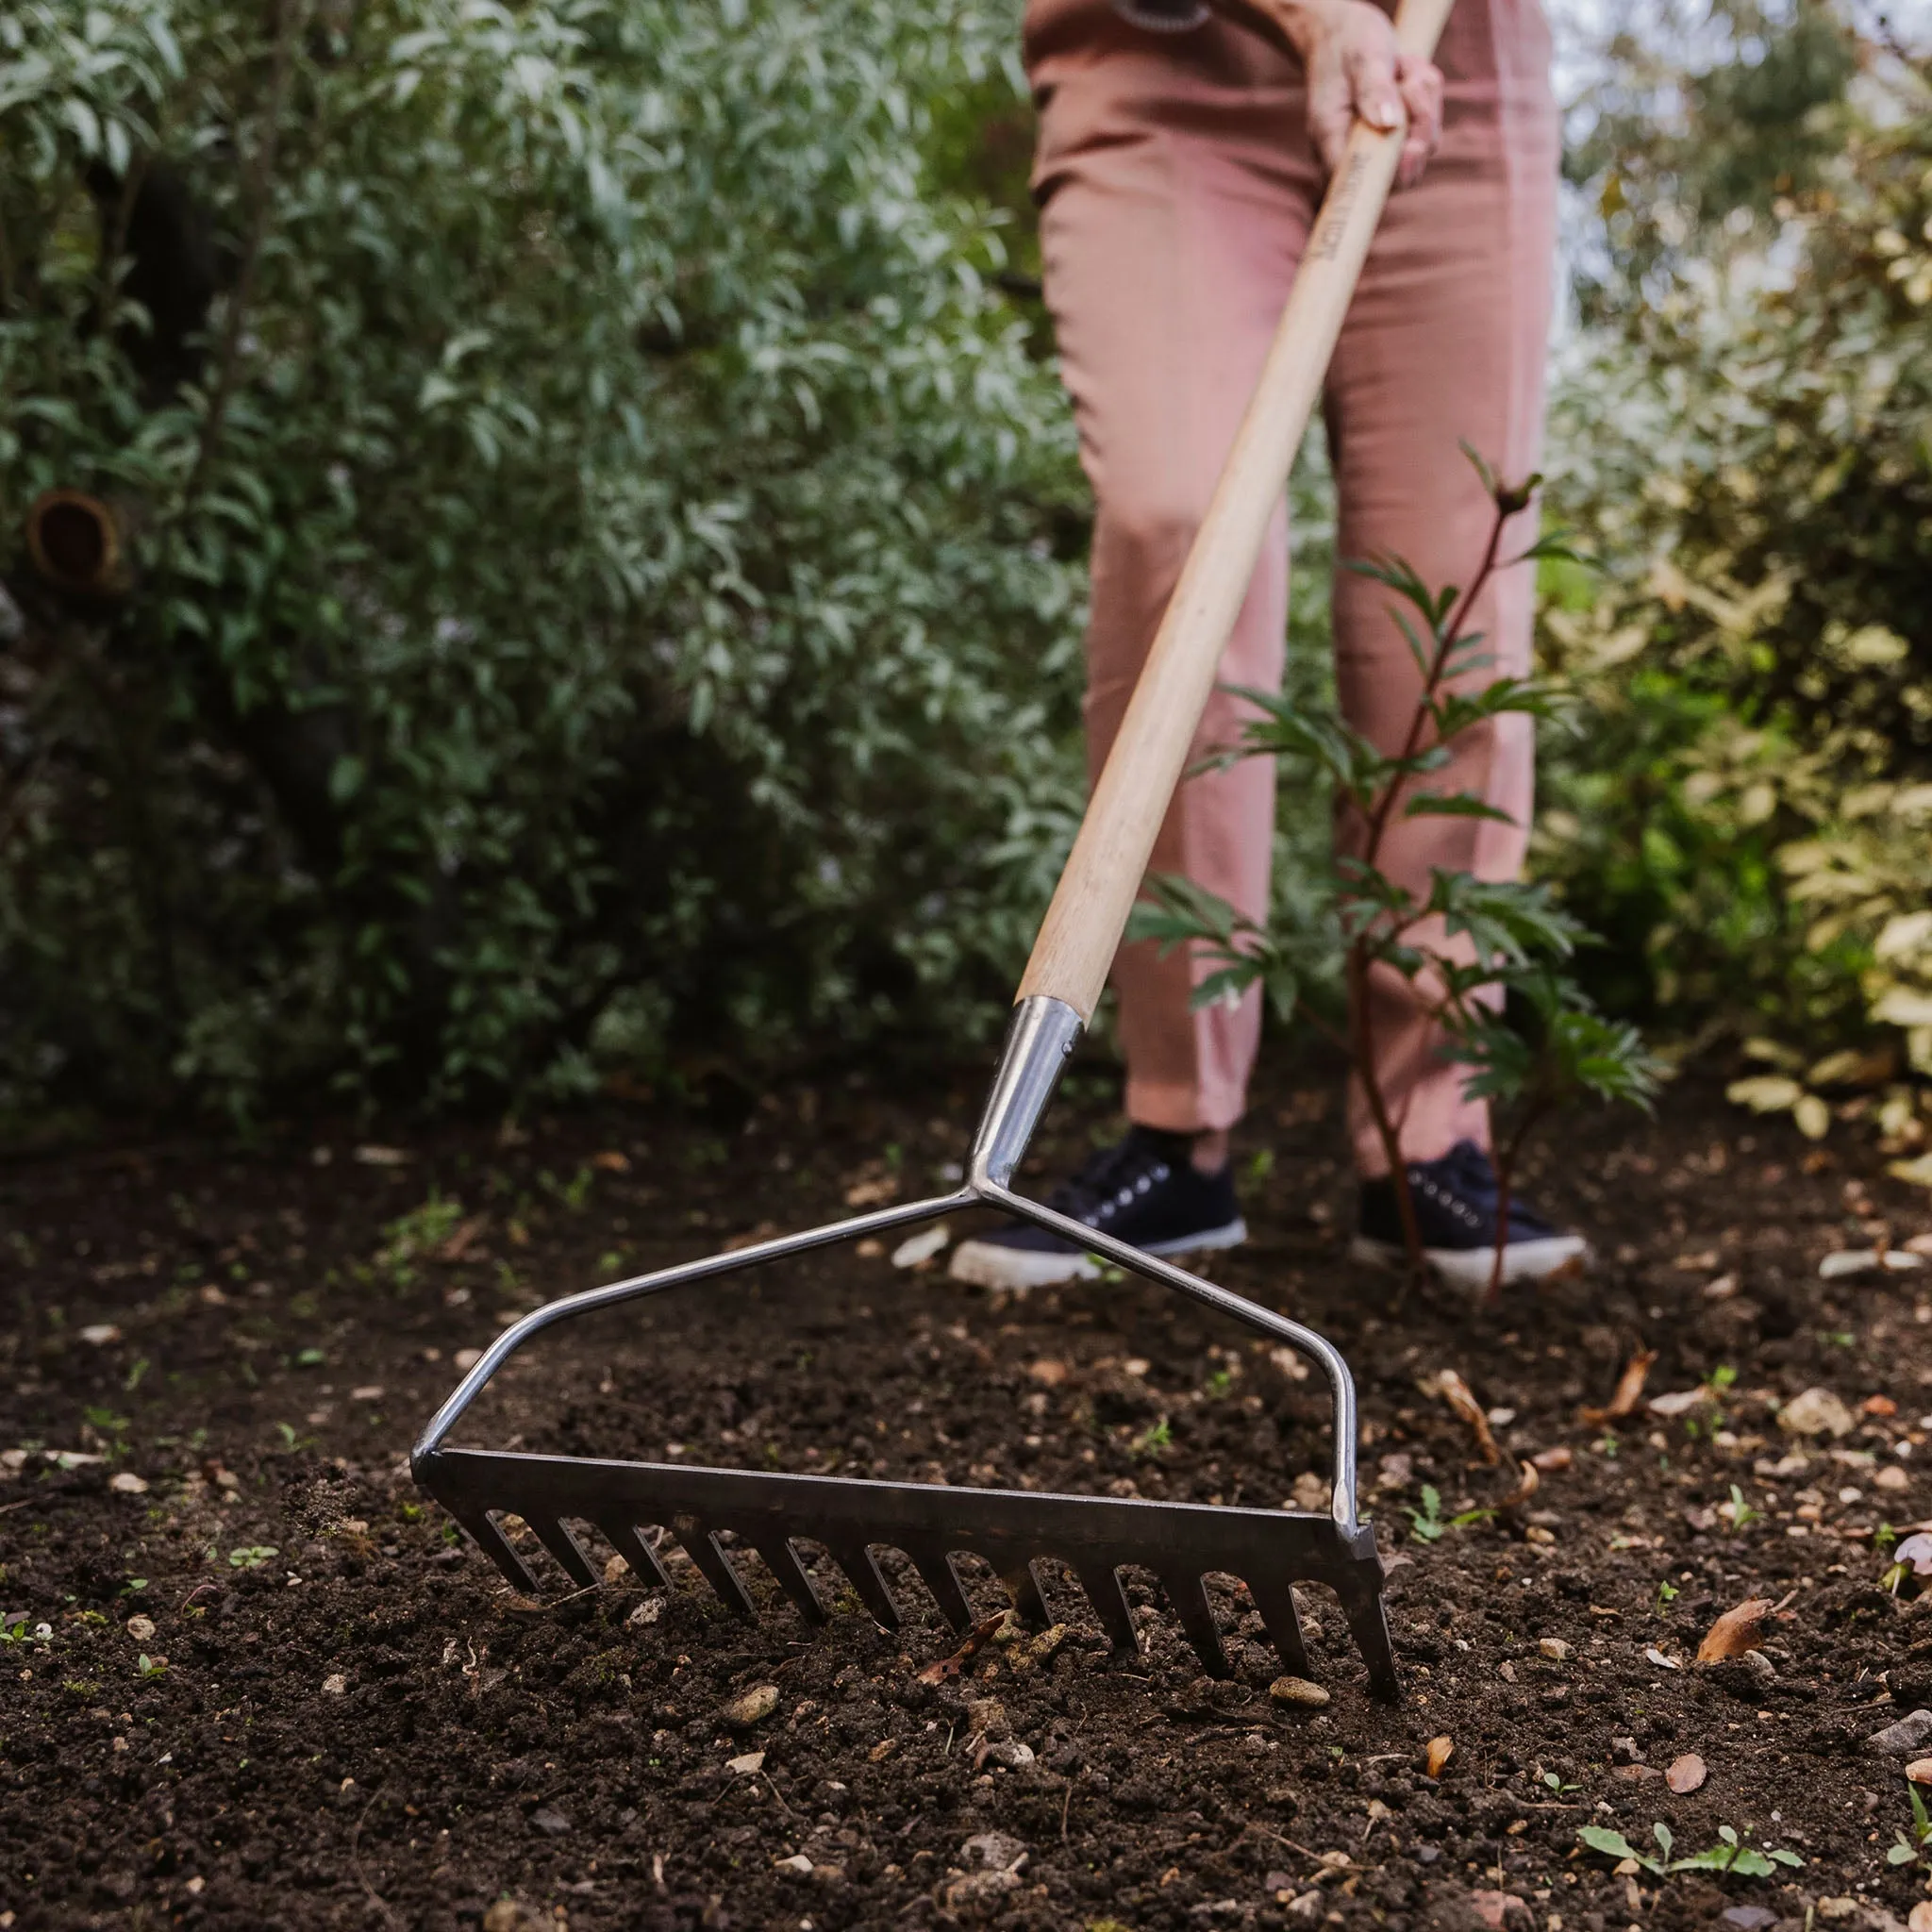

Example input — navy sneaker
[1351,1140,1589,1289]
[949,1126,1247,1292]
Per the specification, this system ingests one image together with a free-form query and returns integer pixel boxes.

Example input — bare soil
[6,1058,1932,1932]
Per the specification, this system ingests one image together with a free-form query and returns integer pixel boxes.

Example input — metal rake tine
[825,1539,902,1631]
[597,1519,673,1591]
[1000,1558,1053,1630]
[672,1514,757,1618]
[457,1510,540,1595]
[530,1517,600,1591]
[1161,1570,1229,1677]
[1245,1573,1313,1679]
[748,1535,827,1624]
[1074,1562,1138,1655]
[903,1541,974,1633]
[1337,1574,1401,1702]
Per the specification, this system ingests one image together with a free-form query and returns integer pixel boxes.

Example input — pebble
[322,1674,347,1696]
[125,1616,156,1643]
[1269,1676,1331,1708]
[1908,1757,1932,1787]
[1538,1637,1571,1661]
[1779,1387,1856,1438]
[1866,1707,1932,1757]
[721,1683,779,1728]
[108,1472,148,1495]
[774,1854,813,1875]
[726,1751,765,1775]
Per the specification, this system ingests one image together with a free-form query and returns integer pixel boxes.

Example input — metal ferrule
[966,995,1083,1190]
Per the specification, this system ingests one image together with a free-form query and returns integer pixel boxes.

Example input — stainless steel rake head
[412,43,1440,1697]
[412,999,1399,1700]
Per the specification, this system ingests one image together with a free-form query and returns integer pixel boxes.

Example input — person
[950,0,1588,1293]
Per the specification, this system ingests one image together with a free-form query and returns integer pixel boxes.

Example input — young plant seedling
[1580,1820,1803,1880]
[1128,450,1659,1295]
[1889,1782,1932,1875]
[1403,1482,1493,1544]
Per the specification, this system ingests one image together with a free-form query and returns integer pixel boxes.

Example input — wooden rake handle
[1015,0,1456,1023]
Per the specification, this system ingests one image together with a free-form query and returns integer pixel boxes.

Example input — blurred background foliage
[0,0,1928,1158]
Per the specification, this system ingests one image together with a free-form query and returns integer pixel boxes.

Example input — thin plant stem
[1343,497,1514,1276]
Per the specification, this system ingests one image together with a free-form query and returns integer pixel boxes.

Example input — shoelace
[1416,1142,1553,1236]
[1045,1132,1177,1228]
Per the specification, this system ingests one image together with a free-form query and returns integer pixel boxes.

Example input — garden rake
[413,0,1456,1703]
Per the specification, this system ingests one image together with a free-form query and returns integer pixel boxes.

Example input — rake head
[413,998,1399,1699]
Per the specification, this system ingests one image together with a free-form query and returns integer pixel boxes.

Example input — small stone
[627,1597,664,1627]
[1878,1465,1911,1491]
[1908,1757,1932,1786]
[79,1324,123,1346]
[481,1905,528,1932]
[1817,1900,1859,1923]
[721,1683,779,1728]
[1867,1708,1932,1757]
[1285,1891,1324,1923]
[350,1385,384,1402]
[1779,1387,1856,1438]
[1665,1752,1707,1793]
[108,1471,149,1495]
[1530,1445,1573,1472]
[453,1348,483,1371]
[1722,1910,1777,1932]
[726,1751,765,1775]
[774,1854,813,1875]
[1269,1675,1331,1708]
[322,1674,347,1696]
[1538,1637,1571,1661]
[1908,1904,1932,1932]
[528,1808,570,1837]
[125,1616,157,1643]
[976,1740,1035,1769]
[1027,1359,1068,1387]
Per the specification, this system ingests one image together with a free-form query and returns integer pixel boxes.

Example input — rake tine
[825,1539,902,1631]
[1337,1574,1401,1703]
[749,1535,828,1625]
[903,1541,974,1632]
[597,1519,673,1591]
[1245,1574,1313,1679]
[1000,1558,1053,1630]
[1161,1570,1229,1677]
[457,1510,540,1595]
[672,1515,757,1618]
[529,1517,600,1591]
[1074,1562,1139,1656]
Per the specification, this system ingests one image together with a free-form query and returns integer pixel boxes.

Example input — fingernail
[1371,100,1401,130]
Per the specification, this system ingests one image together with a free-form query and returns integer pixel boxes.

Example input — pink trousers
[1026,0,1558,1174]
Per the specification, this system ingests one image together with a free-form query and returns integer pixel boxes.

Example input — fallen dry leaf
[1580,1348,1657,1425]
[436,1213,490,1262]
[1665,1753,1707,1793]
[1696,1597,1773,1663]
[1424,1735,1454,1777]
[915,1612,1010,1686]
[1432,1369,1501,1465]
[1496,1458,1541,1509]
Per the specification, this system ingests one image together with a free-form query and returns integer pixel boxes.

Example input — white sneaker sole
[948,1219,1248,1293]
[1349,1232,1591,1290]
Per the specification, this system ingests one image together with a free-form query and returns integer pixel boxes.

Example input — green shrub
[1537,36,1932,1159]
[0,0,1084,1123]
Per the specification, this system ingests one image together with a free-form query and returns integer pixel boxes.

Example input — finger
[1396,55,1444,153]
[1307,62,1357,175]
[1393,54,1442,188]
[1341,36,1404,136]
